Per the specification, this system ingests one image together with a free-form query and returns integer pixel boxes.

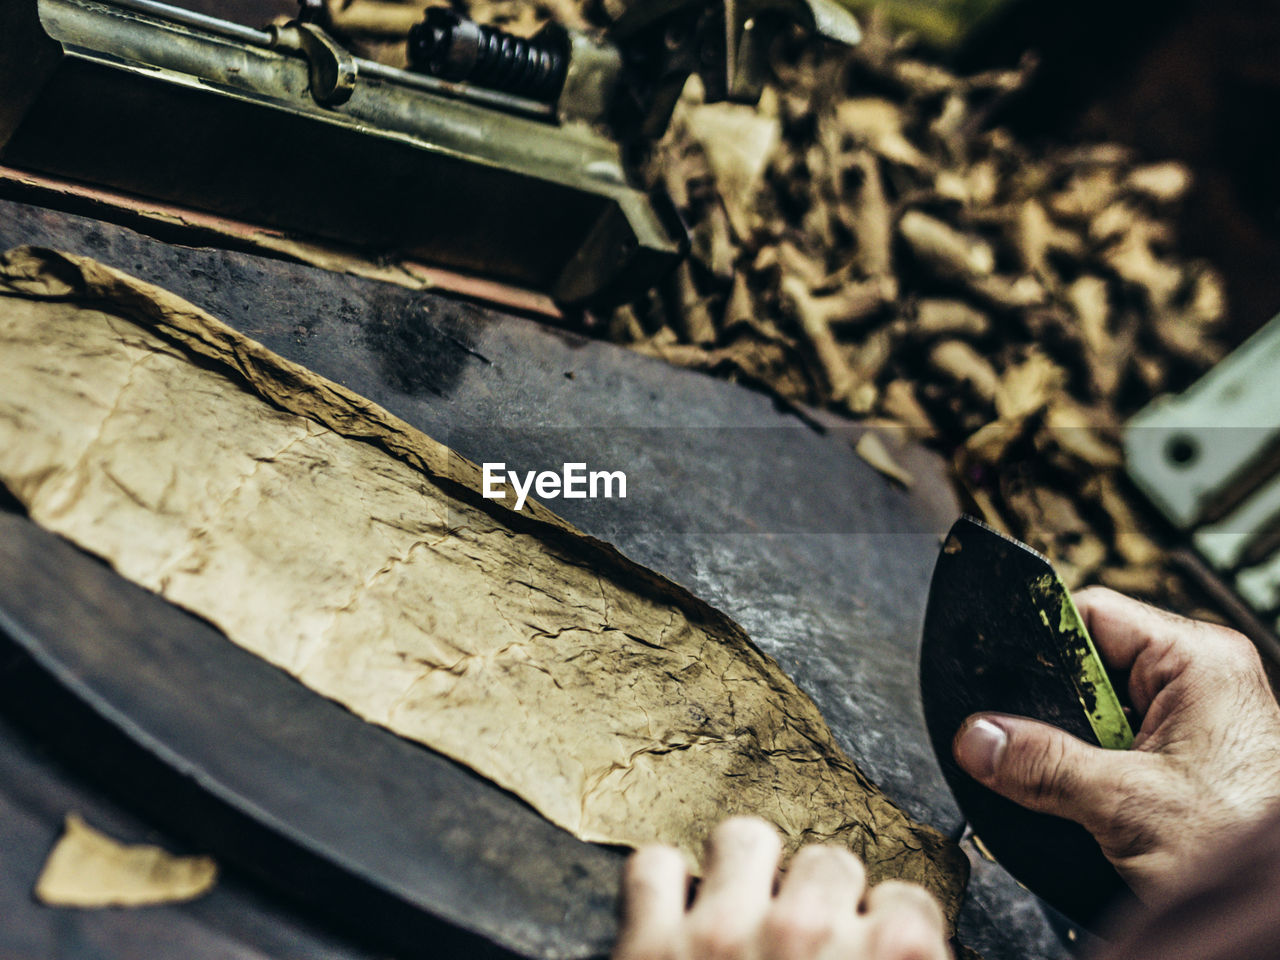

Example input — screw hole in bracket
[1165,433,1201,468]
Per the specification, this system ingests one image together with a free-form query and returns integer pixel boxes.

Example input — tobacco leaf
[595,11,1229,616]
[684,97,781,242]
[0,247,967,923]
[855,431,915,488]
[35,814,217,908]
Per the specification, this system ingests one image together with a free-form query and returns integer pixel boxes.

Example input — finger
[614,845,690,960]
[687,817,782,959]
[1073,586,1177,672]
[1074,587,1256,713]
[1074,586,1197,714]
[862,881,949,960]
[778,844,866,911]
[953,713,1129,832]
[763,846,866,960]
[697,817,784,903]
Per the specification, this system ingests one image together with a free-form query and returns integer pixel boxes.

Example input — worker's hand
[953,586,1280,906]
[613,817,950,960]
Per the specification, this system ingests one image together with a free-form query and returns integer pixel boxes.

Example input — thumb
[953,713,1126,832]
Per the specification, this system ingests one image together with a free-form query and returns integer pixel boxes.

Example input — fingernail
[955,719,1006,781]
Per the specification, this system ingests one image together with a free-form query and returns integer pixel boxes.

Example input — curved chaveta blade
[919,516,1136,932]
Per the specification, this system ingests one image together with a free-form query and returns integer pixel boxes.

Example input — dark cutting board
[0,195,1073,960]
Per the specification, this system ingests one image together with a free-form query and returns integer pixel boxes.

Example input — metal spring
[408,10,568,103]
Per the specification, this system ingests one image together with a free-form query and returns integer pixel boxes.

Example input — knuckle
[713,816,778,846]
[630,845,685,874]
[1214,626,1263,673]
[1015,735,1075,806]
[874,881,943,914]
[866,890,947,960]
[791,843,865,881]
[869,882,946,933]
[763,903,836,954]
[626,846,685,888]
[687,912,752,960]
[706,817,783,871]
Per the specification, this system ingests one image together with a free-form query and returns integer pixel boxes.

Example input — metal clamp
[270,20,356,106]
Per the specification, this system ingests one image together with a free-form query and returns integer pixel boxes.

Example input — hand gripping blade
[920,515,1136,932]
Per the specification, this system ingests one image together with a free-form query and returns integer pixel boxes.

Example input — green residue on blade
[1031,573,1134,750]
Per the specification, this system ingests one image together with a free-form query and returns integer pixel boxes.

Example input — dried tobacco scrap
[610,14,1228,610]
[0,248,967,922]
[35,814,218,908]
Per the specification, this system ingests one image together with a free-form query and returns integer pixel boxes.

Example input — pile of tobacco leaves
[615,15,1228,609]
[328,0,1229,613]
